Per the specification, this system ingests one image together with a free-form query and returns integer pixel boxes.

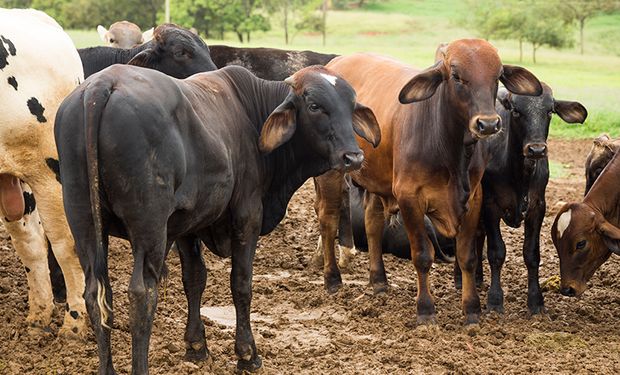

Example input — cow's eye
[174,50,185,58]
[452,73,462,83]
[576,240,587,250]
[109,39,115,43]
[309,103,321,112]
[512,109,521,118]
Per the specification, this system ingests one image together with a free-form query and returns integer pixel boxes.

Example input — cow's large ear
[142,27,154,43]
[399,61,446,104]
[97,25,108,42]
[353,102,381,147]
[127,49,154,68]
[500,65,542,97]
[554,100,588,124]
[497,88,512,110]
[598,220,620,255]
[259,95,297,154]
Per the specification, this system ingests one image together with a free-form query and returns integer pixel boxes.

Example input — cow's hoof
[527,294,545,315]
[325,281,342,294]
[372,282,388,296]
[454,278,463,290]
[237,355,262,373]
[528,303,545,315]
[58,314,88,340]
[185,341,209,362]
[487,293,504,314]
[416,314,436,326]
[324,273,343,294]
[485,303,504,314]
[464,313,480,325]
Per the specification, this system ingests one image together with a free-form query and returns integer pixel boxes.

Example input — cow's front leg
[231,205,262,373]
[524,194,545,314]
[397,197,435,323]
[313,171,345,293]
[483,209,505,313]
[2,206,54,330]
[176,236,208,361]
[365,193,388,294]
[456,188,483,325]
[337,176,356,269]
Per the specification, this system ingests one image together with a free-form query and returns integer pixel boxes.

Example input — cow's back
[0,9,83,165]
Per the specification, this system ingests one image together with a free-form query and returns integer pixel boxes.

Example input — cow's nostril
[560,287,576,297]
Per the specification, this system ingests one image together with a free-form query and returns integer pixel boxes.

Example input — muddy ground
[1,139,619,374]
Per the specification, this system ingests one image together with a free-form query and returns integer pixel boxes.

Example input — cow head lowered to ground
[97,20,153,49]
[399,39,543,140]
[552,149,620,298]
[127,23,217,78]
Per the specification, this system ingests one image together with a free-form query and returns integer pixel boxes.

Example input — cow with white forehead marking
[552,149,620,298]
[0,8,86,336]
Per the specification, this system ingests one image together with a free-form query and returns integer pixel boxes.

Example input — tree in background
[463,0,575,63]
[557,0,620,54]
[264,0,324,44]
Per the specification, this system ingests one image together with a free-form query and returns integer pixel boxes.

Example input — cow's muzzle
[470,115,501,138]
[560,286,576,297]
[524,143,547,159]
[342,151,364,171]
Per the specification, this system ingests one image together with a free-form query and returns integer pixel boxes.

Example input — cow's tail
[83,81,113,329]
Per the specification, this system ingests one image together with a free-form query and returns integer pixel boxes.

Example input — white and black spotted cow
[0,8,87,336]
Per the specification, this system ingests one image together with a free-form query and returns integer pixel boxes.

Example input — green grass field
[69,0,620,139]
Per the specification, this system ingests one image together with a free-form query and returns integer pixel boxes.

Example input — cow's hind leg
[30,178,87,338]
[483,210,505,313]
[176,236,208,361]
[125,224,167,374]
[365,193,388,295]
[2,205,54,330]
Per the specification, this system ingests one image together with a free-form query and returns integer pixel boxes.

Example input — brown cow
[317,39,542,324]
[584,134,620,194]
[552,150,620,297]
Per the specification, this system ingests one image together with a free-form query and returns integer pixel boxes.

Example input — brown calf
[316,39,542,324]
[552,150,620,297]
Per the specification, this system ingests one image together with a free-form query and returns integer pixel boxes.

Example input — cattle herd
[0,7,618,375]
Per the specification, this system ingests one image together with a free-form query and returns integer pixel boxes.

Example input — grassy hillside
[68,0,620,139]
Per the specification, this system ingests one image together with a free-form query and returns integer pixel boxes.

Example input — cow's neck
[586,152,620,224]
[223,69,329,234]
[78,43,149,78]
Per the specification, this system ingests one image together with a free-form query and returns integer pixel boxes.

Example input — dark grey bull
[55,64,379,374]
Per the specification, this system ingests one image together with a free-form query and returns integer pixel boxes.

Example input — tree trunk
[237,31,243,43]
[532,43,537,64]
[519,38,523,63]
[247,32,250,43]
[322,0,327,46]
[580,17,585,55]
[284,0,289,45]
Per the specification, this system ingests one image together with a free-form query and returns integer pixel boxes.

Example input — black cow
[348,183,454,262]
[459,84,587,314]
[55,64,380,374]
[209,45,337,80]
[79,23,216,78]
